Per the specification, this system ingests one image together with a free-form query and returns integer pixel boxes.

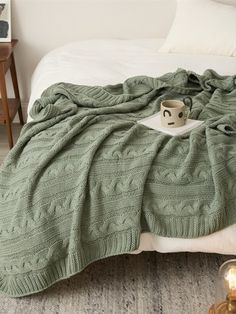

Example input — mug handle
[183,97,193,120]
[183,97,193,111]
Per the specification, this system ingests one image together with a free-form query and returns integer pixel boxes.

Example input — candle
[225,267,236,292]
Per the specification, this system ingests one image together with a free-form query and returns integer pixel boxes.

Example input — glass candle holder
[209,259,236,314]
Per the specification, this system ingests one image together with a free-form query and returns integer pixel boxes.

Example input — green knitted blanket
[0,69,236,297]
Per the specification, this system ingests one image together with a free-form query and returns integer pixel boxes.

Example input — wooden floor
[0,124,22,164]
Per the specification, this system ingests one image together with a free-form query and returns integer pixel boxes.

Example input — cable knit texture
[0,69,236,297]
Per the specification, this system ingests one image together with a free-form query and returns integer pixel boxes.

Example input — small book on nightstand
[138,112,204,136]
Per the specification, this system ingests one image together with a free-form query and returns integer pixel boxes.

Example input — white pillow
[159,0,236,57]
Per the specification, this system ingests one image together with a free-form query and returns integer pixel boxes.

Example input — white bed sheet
[28,39,236,255]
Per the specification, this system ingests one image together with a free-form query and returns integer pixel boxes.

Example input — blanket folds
[0,69,236,297]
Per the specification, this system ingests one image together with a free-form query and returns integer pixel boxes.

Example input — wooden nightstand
[0,39,24,149]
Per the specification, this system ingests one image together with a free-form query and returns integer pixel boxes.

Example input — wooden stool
[0,39,24,149]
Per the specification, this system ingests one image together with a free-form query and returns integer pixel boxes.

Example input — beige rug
[0,253,231,314]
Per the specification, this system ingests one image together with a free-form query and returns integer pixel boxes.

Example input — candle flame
[225,267,236,291]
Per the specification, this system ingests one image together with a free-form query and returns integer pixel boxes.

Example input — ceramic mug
[160,97,193,128]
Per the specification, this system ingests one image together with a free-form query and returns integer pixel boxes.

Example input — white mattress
[28,39,236,255]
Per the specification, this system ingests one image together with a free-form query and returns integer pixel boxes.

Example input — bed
[27,38,236,256]
[1,0,236,297]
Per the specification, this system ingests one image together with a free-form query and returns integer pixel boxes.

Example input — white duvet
[28,39,236,255]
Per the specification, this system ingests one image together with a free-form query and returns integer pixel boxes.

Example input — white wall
[11,0,176,104]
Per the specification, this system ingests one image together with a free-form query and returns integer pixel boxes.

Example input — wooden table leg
[10,53,24,125]
[0,62,13,149]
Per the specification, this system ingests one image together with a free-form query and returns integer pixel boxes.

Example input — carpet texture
[0,252,232,314]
